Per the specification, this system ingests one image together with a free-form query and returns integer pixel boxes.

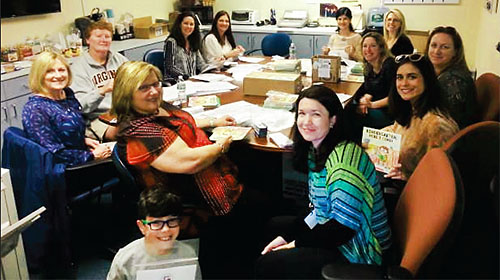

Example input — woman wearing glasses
[383,9,414,56]
[107,187,201,280]
[345,32,396,141]
[383,54,458,181]
[321,7,362,61]
[202,10,245,66]
[425,26,477,128]
[22,51,112,166]
[111,61,238,215]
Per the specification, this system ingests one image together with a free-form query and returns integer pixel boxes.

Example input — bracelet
[209,118,216,127]
[216,142,226,154]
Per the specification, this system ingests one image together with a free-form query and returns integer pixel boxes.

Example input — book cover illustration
[188,95,220,108]
[209,126,252,141]
[361,127,402,173]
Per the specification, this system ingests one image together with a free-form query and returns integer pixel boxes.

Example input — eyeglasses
[142,217,181,230]
[395,53,424,64]
[138,81,162,92]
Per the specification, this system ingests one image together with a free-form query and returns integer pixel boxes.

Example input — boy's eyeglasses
[395,53,424,64]
[142,217,181,230]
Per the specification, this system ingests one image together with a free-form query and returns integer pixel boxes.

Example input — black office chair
[245,33,292,57]
[143,48,165,75]
[111,146,210,239]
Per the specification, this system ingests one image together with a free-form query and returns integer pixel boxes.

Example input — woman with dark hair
[383,54,458,181]
[425,26,477,128]
[164,11,210,82]
[202,10,245,65]
[256,85,391,279]
[321,7,362,61]
[345,32,396,141]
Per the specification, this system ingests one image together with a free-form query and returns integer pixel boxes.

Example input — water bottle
[289,43,297,60]
[176,75,187,107]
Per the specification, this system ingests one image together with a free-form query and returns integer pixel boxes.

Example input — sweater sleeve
[22,102,94,166]
[70,61,105,115]
[164,38,186,80]
[349,33,363,62]
[195,50,209,74]
[202,34,224,64]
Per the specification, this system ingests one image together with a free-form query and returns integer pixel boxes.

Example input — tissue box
[311,55,341,83]
[133,16,168,39]
[243,72,302,96]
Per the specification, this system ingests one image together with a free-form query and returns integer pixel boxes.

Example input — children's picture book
[209,126,252,141]
[361,127,402,174]
[188,95,220,108]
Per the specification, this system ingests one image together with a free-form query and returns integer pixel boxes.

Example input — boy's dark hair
[138,185,183,218]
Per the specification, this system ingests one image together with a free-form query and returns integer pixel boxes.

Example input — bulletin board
[384,0,459,4]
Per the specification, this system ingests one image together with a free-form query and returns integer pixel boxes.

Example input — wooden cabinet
[121,41,164,61]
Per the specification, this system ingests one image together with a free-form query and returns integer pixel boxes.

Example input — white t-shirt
[107,238,201,280]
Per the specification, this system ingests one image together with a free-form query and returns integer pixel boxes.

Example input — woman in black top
[345,32,396,141]
[384,9,414,56]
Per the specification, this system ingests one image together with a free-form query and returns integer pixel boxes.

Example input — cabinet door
[2,75,30,100]
[234,32,252,52]
[314,35,330,56]
[122,42,164,61]
[1,101,10,146]
[289,34,314,59]
[251,33,268,53]
[7,93,30,129]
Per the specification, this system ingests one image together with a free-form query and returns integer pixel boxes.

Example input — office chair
[245,33,292,57]
[1,126,119,274]
[143,48,165,75]
[322,148,464,279]
[475,72,500,121]
[111,146,210,239]
[441,121,499,278]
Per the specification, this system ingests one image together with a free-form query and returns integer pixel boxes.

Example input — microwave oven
[232,10,258,25]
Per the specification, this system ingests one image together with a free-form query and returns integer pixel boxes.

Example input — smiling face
[297,97,335,148]
[336,15,351,32]
[86,28,112,54]
[385,12,401,35]
[427,32,455,72]
[137,215,180,255]
[362,37,381,64]
[396,62,425,103]
[181,16,195,38]
[131,72,162,115]
[43,59,69,95]
[217,14,230,35]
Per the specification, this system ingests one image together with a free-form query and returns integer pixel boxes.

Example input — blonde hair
[111,61,162,122]
[383,9,407,39]
[29,51,72,94]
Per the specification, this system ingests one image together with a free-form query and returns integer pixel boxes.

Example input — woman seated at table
[383,9,414,56]
[345,32,396,141]
[22,51,112,166]
[425,26,477,128]
[164,11,211,83]
[321,7,362,61]
[383,54,458,181]
[202,10,245,66]
[255,85,391,279]
[111,60,241,216]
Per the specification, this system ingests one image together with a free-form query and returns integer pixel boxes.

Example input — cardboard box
[133,16,168,39]
[311,55,341,83]
[243,72,302,96]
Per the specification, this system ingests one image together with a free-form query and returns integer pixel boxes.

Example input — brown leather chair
[322,148,464,279]
[475,73,500,121]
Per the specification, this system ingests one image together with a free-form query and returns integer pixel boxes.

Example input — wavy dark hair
[425,26,470,74]
[203,10,236,49]
[291,86,353,173]
[336,7,354,32]
[168,11,202,52]
[388,55,446,128]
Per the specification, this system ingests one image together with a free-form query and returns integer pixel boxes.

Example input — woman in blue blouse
[22,51,111,166]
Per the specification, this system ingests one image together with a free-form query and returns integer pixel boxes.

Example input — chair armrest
[65,158,113,171]
[244,49,262,56]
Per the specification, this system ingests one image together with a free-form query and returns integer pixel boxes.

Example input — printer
[277,10,308,28]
